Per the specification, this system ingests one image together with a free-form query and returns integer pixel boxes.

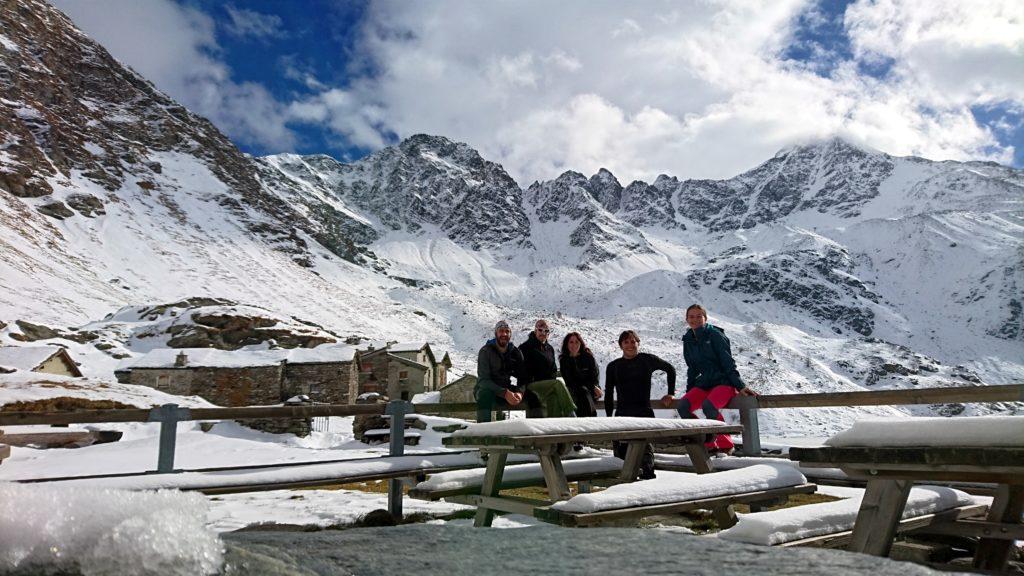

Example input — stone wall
[283,361,358,404]
[439,375,477,420]
[387,360,428,401]
[128,364,284,406]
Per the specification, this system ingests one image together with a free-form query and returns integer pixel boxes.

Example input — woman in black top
[559,332,602,417]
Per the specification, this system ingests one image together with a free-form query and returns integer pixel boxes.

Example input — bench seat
[409,456,623,501]
[536,463,814,528]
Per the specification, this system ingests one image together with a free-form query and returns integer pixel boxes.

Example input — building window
[399,370,409,380]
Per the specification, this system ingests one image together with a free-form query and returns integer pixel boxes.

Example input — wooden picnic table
[443,419,743,527]
[790,445,1024,571]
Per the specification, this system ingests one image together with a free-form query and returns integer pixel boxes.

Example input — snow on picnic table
[452,416,730,437]
[825,415,1024,447]
[552,462,807,514]
[718,485,977,546]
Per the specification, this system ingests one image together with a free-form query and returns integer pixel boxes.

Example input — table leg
[473,451,508,527]
[539,453,571,501]
[619,441,646,482]
[849,478,912,556]
[974,483,1024,571]
[683,442,737,528]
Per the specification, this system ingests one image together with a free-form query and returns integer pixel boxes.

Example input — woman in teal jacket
[676,304,756,454]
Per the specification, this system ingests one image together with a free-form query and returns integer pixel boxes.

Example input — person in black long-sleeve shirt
[604,329,676,479]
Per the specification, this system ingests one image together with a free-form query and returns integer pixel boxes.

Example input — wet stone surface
[221,524,968,576]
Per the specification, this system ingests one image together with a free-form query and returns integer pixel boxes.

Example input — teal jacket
[682,324,746,391]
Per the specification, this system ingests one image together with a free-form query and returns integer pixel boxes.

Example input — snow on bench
[363,429,422,437]
[409,456,623,500]
[656,454,849,482]
[26,452,535,494]
[535,463,815,527]
[451,416,730,438]
[718,485,980,546]
[825,416,1024,447]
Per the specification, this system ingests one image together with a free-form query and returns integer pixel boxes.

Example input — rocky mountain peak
[588,168,623,212]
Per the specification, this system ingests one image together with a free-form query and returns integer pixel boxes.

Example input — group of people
[475,304,756,479]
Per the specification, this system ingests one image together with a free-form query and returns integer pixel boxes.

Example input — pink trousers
[679,385,737,451]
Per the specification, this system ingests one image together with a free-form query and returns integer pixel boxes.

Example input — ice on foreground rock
[0,482,222,575]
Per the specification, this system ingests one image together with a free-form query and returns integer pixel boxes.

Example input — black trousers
[612,406,656,479]
[568,386,597,417]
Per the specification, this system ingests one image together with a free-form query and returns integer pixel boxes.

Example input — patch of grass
[0,396,137,412]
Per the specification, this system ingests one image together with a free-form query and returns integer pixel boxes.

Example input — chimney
[175,352,188,367]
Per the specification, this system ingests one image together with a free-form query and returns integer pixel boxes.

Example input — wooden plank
[915,518,1024,540]
[409,469,621,501]
[1,431,93,447]
[469,494,551,516]
[838,466,1023,484]
[0,443,9,463]
[790,446,1024,468]
[747,384,1024,409]
[783,504,989,549]
[474,451,507,527]
[848,478,913,556]
[534,483,816,527]
[444,426,743,448]
[974,483,1024,572]
[539,454,571,501]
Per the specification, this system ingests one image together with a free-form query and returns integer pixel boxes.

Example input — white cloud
[51,0,296,151]
[52,0,1024,182]
[223,5,286,41]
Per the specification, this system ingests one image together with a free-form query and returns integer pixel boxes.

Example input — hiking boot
[638,469,657,480]
[572,442,584,452]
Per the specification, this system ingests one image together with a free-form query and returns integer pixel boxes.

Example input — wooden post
[684,442,737,528]
[474,451,508,527]
[619,441,646,482]
[539,450,571,501]
[148,404,190,473]
[974,483,1024,571]
[734,395,761,457]
[848,478,913,556]
[386,400,412,521]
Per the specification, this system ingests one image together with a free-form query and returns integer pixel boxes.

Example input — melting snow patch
[0,482,223,575]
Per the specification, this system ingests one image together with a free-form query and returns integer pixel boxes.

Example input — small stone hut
[438,373,478,420]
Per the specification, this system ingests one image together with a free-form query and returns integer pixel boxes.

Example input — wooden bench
[780,503,989,548]
[409,456,623,502]
[0,429,122,449]
[536,482,816,527]
[0,443,9,464]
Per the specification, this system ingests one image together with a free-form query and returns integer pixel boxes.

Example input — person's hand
[504,390,523,405]
[740,388,757,397]
[659,394,675,408]
[592,387,603,400]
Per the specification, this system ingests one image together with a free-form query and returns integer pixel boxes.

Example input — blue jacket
[682,324,746,391]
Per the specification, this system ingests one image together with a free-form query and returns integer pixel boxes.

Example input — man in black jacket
[474,320,525,422]
[605,329,676,479]
[518,319,576,418]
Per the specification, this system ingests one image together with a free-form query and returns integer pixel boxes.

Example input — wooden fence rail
[1,384,1020,465]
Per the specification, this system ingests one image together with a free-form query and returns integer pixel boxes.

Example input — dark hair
[685,304,707,320]
[560,332,592,357]
[617,330,640,345]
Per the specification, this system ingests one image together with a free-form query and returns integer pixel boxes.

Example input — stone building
[0,346,83,377]
[118,344,359,407]
[438,373,477,420]
[358,341,451,401]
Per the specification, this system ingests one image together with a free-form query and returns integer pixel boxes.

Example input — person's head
[685,304,708,331]
[494,320,512,347]
[618,330,640,359]
[533,319,551,343]
[561,332,589,357]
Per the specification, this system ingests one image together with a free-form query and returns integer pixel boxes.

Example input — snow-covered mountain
[1,0,1021,436]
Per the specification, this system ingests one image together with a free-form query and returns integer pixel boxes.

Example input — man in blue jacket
[676,304,756,454]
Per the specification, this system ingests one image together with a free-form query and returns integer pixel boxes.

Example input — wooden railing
[1,384,1020,467]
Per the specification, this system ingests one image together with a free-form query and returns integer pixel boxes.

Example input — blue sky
[55,0,1024,183]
